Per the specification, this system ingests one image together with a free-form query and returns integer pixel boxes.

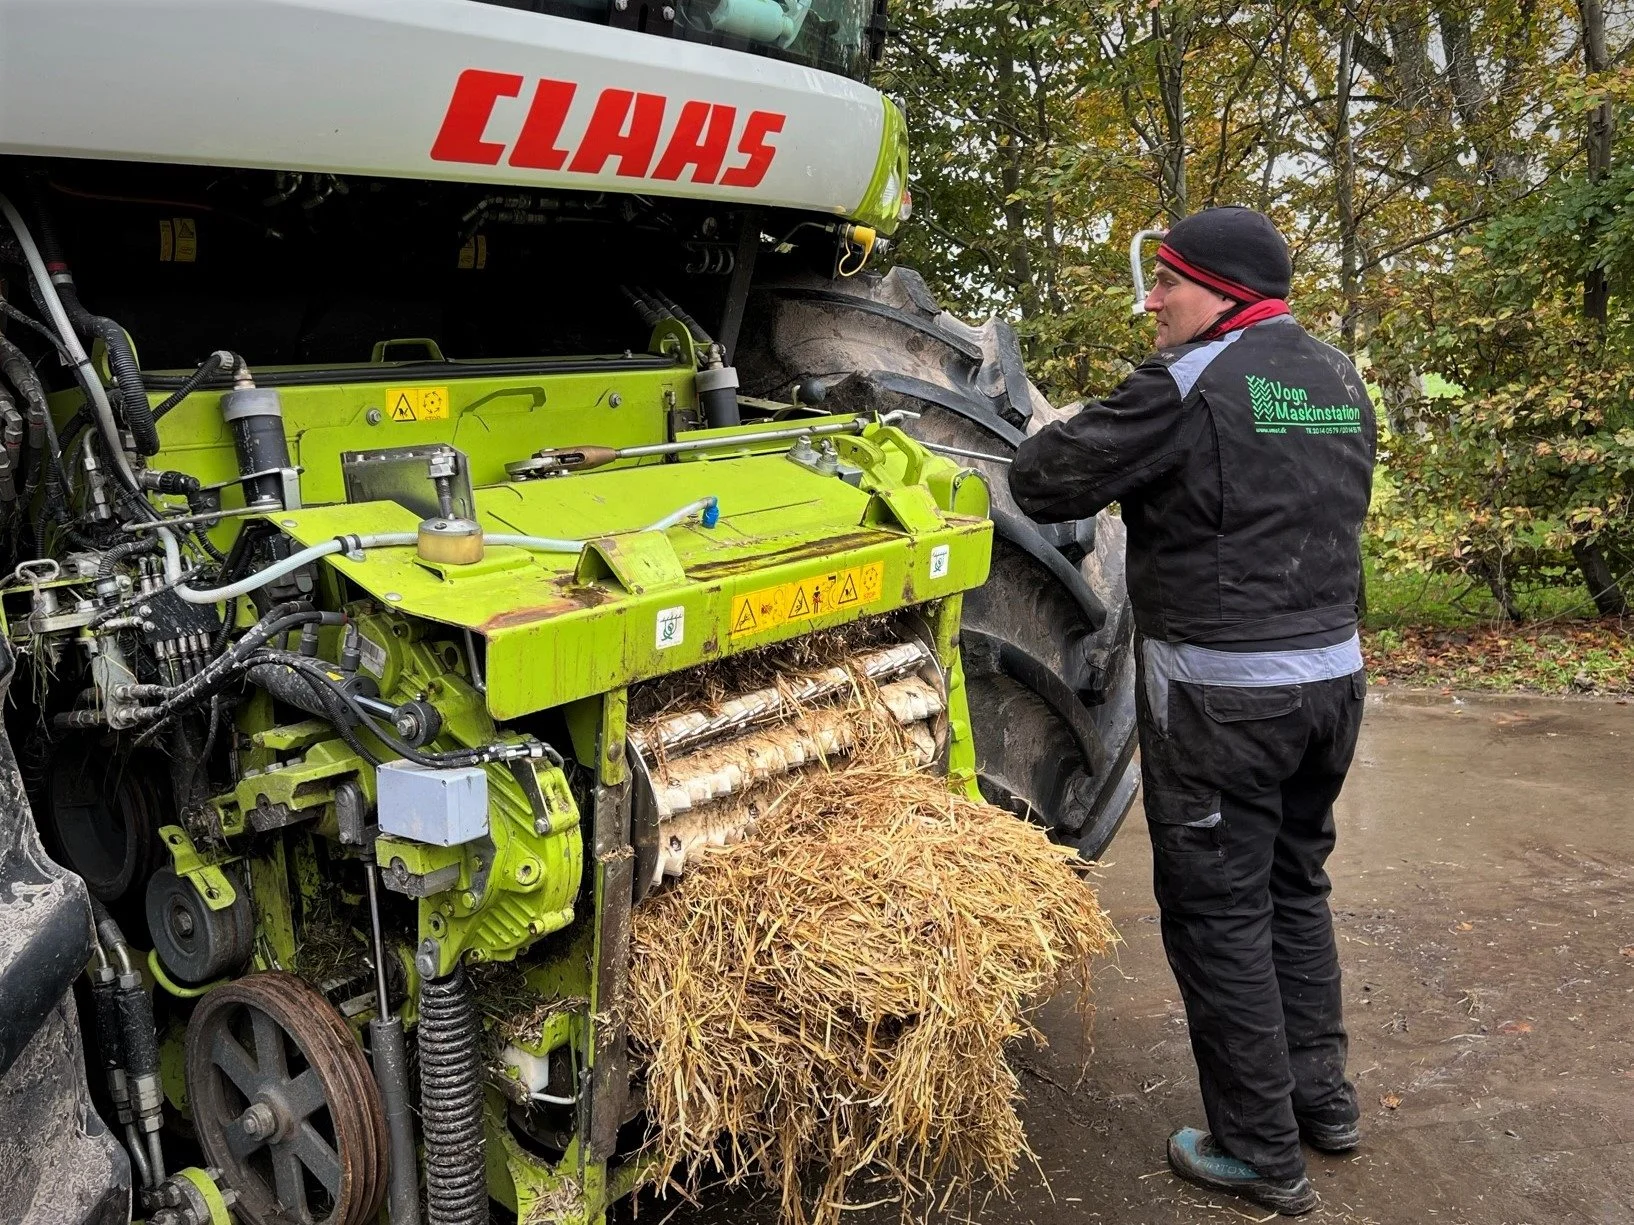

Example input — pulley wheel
[146,865,253,984]
[186,972,389,1225]
[41,749,161,903]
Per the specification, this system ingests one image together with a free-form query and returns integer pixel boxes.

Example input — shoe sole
[1299,1123,1361,1154]
[1166,1137,1319,1216]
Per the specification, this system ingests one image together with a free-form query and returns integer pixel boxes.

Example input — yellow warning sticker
[158,218,198,263]
[384,386,451,423]
[729,561,885,638]
[173,217,197,262]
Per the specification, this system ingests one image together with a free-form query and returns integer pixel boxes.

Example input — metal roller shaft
[629,640,933,758]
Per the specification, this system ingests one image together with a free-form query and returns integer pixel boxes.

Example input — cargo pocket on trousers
[1202,684,1302,723]
[1144,786,1233,914]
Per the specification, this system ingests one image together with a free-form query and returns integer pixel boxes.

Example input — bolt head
[662,5,675,17]
[416,938,440,978]
[366,408,383,425]
[608,392,623,408]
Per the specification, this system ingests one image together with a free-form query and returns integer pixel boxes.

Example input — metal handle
[1129,228,1168,317]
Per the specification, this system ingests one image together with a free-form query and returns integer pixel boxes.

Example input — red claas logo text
[431,69,786,188]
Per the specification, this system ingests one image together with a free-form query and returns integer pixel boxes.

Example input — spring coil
[418,965,488,1224]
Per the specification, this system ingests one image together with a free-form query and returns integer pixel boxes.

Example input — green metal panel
[272,447,992,720]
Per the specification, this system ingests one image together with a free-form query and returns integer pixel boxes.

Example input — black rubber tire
[736,267,1139,857]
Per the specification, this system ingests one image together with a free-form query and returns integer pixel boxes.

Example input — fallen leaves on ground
[1363,618,1634,694]
[1498,1020,1534,1035]
[1381,1093,1403,1109]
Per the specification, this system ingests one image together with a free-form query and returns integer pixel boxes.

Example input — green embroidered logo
[1245,374,1363,435]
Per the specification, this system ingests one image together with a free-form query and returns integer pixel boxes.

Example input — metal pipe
[615,418,862,460]
[919,440,1013,465]
[174,495,722,604]
[1129,227,1167,317]
[366,866,423,1225]
[366,866,391,1017]
[145,1129,166,1184]
[125,1123,154,1189]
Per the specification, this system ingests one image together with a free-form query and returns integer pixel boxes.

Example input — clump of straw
[626,756,1117,1225]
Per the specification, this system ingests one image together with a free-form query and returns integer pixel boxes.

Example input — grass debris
[626,754,1118,1225]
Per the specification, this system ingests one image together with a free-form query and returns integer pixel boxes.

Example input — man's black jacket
[1009,316,1377,646]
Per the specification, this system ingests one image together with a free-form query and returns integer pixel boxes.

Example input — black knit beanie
[1156,206,1292,302]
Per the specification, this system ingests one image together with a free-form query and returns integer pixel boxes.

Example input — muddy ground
[627,692,1634,1225]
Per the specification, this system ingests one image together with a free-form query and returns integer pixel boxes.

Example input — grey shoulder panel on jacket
[1154,328,1249,400]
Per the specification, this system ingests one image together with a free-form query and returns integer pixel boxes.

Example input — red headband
[1155,242,1267,303]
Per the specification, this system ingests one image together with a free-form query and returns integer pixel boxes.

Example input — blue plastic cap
[701,499,720,528]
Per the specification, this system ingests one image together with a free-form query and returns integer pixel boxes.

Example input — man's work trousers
[1136,649,1365,1179]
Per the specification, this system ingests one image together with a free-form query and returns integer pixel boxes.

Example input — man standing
[1009,207,1376,1216]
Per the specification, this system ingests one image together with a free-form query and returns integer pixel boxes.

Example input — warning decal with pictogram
[729,561,885,638]
[383,386,451,423]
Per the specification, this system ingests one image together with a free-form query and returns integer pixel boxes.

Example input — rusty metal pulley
[185,972,388,1225]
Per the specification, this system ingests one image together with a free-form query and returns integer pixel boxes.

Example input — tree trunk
[1571,539,1629,616]
[1335,27,1359,354]
[995,52,1041,319]
[1152,6,1188,218]
[1571,0,1625,616]
[1474,558,1525,624]
[1581,0,1611,324]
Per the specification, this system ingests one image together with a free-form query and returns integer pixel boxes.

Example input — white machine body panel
[0,0,885,216]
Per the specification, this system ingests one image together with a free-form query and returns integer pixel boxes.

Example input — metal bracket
[159,825,240,912]
[340,444,474,520]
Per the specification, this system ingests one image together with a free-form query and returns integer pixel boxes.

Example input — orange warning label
[729,561,884,638]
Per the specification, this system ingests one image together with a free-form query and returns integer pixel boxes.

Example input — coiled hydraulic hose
[418,966,487,1225]
[174,496,721,605]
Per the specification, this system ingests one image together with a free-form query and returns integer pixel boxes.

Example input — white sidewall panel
[0,0,885,216]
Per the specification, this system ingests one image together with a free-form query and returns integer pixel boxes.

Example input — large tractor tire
[736,267,1139,858]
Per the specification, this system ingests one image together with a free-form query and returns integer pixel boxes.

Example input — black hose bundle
[95,538,160,580]
[0,328,75,548]
[418,965,487,1225]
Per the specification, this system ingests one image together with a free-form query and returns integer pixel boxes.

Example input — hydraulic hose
[418,966,487,1225]
[174,496,721,605]
[89,902,165,1188]
[0,194,172,554]
[0,329,74,534]
[70,304,157,455]
[96,538,160,580]
[152,350,241,423]
[22,182,159,456]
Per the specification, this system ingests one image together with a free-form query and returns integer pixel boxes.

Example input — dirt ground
[628,691,1634,1225]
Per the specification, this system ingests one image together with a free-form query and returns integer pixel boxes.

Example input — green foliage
[880,0,1634,616]
[1367,79,1634,607]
